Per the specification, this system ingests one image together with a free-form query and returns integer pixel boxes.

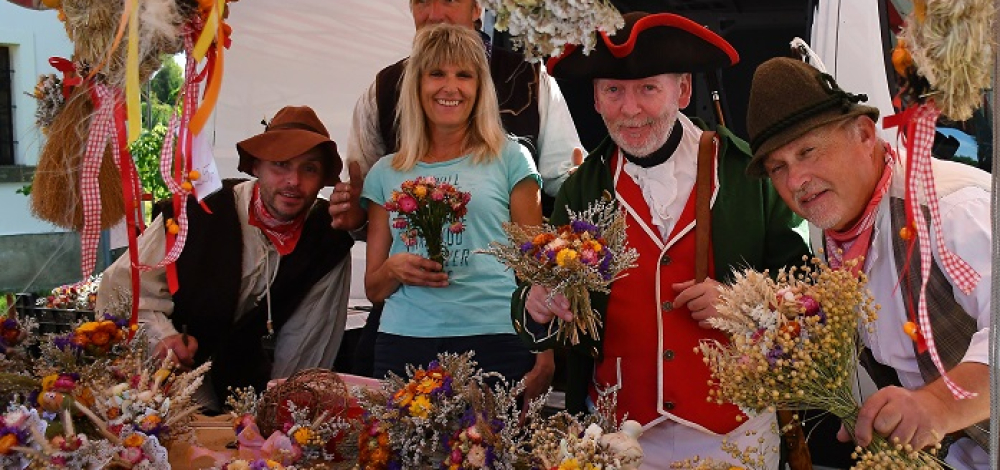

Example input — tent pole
[990,1,999,467]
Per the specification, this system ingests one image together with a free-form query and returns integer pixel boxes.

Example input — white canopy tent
[208,0,415,182]
[184,0,419,305]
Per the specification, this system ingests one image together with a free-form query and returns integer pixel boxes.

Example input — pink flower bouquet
[384,176,471,266]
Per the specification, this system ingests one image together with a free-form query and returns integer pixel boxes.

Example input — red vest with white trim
[591,152,744,433]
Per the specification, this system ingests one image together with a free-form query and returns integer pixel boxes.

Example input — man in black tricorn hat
[747,57,991,470]
[511,12,808,467]
[97,106,355,411]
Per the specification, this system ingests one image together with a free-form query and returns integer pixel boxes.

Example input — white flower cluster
[483,0,625,62]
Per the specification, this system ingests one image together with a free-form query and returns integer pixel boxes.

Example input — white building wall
[0,3,72,236]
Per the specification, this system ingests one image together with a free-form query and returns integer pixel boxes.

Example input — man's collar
[621,119,683,168]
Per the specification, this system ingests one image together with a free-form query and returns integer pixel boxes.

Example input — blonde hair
[393,23,506,171]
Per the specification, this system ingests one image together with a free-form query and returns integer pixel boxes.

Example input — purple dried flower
[766,346,785,366]
[570,220,598,234]
[53,333,81,353]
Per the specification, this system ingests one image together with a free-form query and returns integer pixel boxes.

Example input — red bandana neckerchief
[824,145,895,275]
[248,184,307,256]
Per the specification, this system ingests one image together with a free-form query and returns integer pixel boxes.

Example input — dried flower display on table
[355,351,643,470]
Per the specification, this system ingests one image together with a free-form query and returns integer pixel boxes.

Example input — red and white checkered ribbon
[136,36,203,272]
[80,84,120,277]
[906,102,981,399]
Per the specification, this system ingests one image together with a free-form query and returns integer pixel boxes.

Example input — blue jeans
[373,332,534,385]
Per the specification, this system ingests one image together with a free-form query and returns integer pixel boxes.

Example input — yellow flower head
[414,185,428,199]
[416,376,443,394]
[76,322,99,334]
[556,249,579,267]
[558,458,581,470]
[293,427,314,445]
[408,394,433,418]
[41,374,58,392]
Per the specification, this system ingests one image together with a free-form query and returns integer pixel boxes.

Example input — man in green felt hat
[512,12,809,468]
[747,57,991,470]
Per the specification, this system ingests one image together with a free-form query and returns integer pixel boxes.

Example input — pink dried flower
[398,195,418,213]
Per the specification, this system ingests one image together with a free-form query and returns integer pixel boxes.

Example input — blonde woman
[360,24,552,399]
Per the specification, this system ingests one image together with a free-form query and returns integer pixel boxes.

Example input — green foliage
[148,58,183,105]
[15,184,31,196]
[130,124,172,202]
[142,99,176,129]
[131,55,184,204]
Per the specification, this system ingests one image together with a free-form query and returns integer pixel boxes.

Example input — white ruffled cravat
[622,115,702,241]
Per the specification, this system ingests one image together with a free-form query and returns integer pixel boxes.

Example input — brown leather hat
[745,57,879,177]
[546,12,739,80]
[236,106,342,186]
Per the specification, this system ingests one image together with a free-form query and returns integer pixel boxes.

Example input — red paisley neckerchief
[248,184,307,256]
[825,146,895,274]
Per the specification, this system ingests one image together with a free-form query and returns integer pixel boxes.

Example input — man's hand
[837,386,951,450]
[386,253,449,288]
[525,285,573,324]
[672,278,723,329]
[328,161,366,231]
[154,334,198,368]
[521,350,555,421]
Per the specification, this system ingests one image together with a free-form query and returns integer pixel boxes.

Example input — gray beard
[605,117,675,157]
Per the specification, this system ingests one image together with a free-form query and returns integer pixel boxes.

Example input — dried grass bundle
[30,85,125,231]
[61,0,183,89]
[901,0,995,120]
[61,0,121,70]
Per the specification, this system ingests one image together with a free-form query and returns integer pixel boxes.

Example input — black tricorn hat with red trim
[546,11,739,80]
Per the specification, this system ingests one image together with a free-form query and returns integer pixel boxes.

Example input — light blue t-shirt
[361,139,542,337]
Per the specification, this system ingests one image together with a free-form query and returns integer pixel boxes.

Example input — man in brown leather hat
[513,12,809,468]
[97,105,355,411]
[747,57,991,470]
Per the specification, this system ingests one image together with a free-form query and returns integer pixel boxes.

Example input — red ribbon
[48,57,82,100]
[111,94,145,338]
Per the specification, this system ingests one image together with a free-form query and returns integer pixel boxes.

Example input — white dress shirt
[833,156,992,470]
[96,181,352,407]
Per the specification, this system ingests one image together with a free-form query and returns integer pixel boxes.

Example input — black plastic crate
[11,293,94,335]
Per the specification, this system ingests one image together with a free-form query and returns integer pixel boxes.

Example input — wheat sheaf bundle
[900,0,995,120]
[30,0,188,230]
